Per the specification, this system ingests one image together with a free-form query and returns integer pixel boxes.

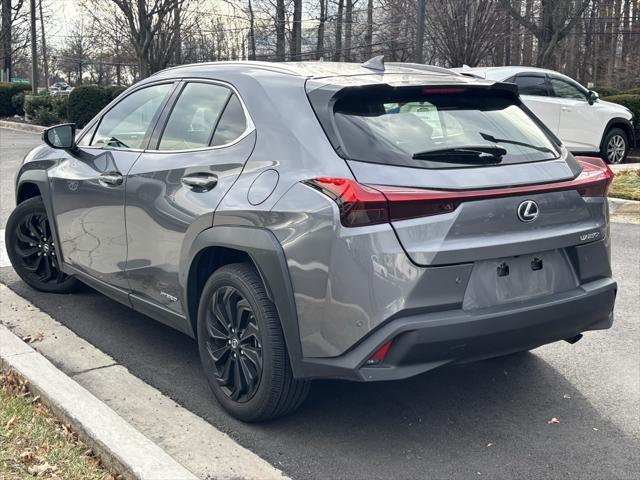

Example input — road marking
[0,230,10,267]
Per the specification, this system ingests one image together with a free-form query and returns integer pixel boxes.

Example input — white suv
[455,66,635,164]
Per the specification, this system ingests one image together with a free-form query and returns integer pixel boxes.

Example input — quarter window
[92,83,172,149]
[212,94,247,146]
[159,82,232,150]
[549,77,587,100]
[514,75,549,96]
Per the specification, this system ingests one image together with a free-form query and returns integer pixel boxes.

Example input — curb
[0,120,45,134]
[0,324,199,480]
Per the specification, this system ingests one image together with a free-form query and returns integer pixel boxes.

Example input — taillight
[573,156,614,197]
[305,157,612,227]
[304,177,389,227]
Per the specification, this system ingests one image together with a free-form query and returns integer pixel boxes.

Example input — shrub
[11,91,27,115]
[23,94,53,118]
[104,85,127,101]
[593,86,620,97]
[67,85,110,127]
[34,107,59,126]
[602,94,640,141]
[622,87,640,95]
[51,95,69,121]
[0,82,32,116]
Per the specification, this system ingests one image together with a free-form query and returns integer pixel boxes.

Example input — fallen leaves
[22,331,44,343]
[27,461,58,477]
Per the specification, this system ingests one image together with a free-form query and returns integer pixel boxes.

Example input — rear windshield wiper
[412,145,507,164]
[479,132,555,154]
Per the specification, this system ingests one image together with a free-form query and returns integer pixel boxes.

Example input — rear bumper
[296,277,616,381]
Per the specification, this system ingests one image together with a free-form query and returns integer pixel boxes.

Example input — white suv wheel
[606,133,626,164]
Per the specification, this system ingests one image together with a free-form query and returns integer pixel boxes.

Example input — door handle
[181,173,218,192]
[561,106,572,112]
[98,172,123,187]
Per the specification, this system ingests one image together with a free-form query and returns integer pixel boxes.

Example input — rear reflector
[366,340,393,365]
[305,157,613,227]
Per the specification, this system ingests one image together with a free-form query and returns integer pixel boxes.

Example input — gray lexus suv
[5,60,617,421]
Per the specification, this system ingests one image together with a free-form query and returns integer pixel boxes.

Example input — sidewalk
[0,283,287,480]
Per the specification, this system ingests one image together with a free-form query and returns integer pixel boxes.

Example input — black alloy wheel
[5,196,80,293]
[205,285,263,402]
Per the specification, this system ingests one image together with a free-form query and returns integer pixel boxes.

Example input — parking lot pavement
[1,127,639,479]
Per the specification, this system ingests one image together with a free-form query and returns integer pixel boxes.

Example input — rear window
[332,87,560,169]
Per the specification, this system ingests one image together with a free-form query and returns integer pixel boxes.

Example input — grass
[609,169,640,201]
[0,369,119,480]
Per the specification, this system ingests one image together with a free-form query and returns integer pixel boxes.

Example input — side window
[514,75,549,96]
[549,77,587,101]
[92,83,172,149]
[212,94,247,146]
[158,82,231,150]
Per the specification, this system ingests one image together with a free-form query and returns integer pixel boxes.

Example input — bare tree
[428,0,506,67]
[90,0,190,78]
[499,0,591,68]
[334,0,344,61]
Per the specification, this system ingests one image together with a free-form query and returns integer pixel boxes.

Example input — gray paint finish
[9,61,617,381]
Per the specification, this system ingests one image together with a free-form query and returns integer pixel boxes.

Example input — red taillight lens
[366,340,393,365]
[305,157,612,227]
[304,177,389,227]
[573,156,614,197]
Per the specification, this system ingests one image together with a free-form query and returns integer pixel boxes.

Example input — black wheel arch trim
[600,117,636,149]
[14,170,66,267]
[184,225,306,378]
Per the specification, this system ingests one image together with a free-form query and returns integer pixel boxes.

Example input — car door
[511,73,561,134]
[548,75,601,151]
[124,80,255,319]
[48,82,175,291]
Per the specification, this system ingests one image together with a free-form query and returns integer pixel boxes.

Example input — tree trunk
[334,0,344,61]
[290,0,302,60]
[275,0,285,60]
[248,0,256,60]
[38,0,48,86]
[316,0,327,59]
[29,0,38,92]
[1,0,11,81]
[415,0,426,62]
[344,0,353,61]
[522,0,534,64]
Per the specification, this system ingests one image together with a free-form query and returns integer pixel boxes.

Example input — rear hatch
[307,81,612,268]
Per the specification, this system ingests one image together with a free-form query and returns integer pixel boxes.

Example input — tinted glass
[333,87,560,169]
[92,83,171,149]
[514,76,549,96]
[159,82,231,150]
[212,94,247,146]
[549,77,587,100]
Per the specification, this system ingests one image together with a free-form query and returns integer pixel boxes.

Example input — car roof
[149,60,502,90]
[154,60,460,79]
[453,65,574,80]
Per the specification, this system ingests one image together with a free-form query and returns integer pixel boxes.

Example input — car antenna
[362,55,385,72]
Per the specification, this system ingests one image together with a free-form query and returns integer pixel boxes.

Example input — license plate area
[462,249,578,310]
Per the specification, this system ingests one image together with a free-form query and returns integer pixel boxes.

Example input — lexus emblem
[517,200,539,223]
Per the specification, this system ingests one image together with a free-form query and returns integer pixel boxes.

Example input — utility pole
[415,0,426,63]
[1,0,11,82]
[30,0,38,93]
[38,0,48,87]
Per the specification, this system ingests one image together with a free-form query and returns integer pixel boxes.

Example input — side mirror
[42,123,77,150]
[588,90,599,105]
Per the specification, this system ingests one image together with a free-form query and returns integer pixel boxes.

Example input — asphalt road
[1,128,639,479]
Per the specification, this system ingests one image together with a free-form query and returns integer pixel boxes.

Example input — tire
[601,127,629,164]
[5,196,81,293]
[197,262,310,422]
